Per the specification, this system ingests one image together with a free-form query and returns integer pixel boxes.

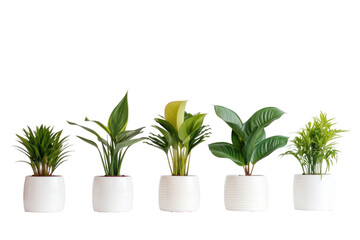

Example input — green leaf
[244,107,285,135]
[231,130,243,150]
[164,101,187,130]
[114,137,146,153]
[76,136,99,149]
[85,117,110,135]
[208,142,245,166]
[214,105,247,141]
[178,113,206,143]
[251,136,289,164]
[108,92,128,139]
[242,127,261,164]
[67,121,102,140]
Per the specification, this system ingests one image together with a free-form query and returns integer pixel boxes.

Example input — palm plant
[208,106,288,176]
[146,101,211,176]
[281,112,346,175]
[67,92,145,176]
[15,125,70,176]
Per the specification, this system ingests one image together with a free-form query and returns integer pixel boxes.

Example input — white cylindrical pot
[23,175,65,212]
[293,174,335,211]
[224,175,268,211]
[159,175,200,212]
[92,176,133,212]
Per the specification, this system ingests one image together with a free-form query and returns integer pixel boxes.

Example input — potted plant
[15,125,70,212]
[68,92,145,212]
[281,112,346,211]
[208,105,288,211]
[146,100,211,212]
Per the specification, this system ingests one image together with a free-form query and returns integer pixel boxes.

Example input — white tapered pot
[92,176,133,212]
[159,175,200,212]
[293,174,335,211]
[23,175,65,212]
[224,175,268,211]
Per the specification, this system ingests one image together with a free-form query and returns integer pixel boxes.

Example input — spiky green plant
[15,125,70,176]
[68,92,145,176]
[281,112,346,175]
[208,106,288,176]
[146,101,211,176]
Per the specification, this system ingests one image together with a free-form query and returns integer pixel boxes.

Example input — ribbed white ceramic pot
[159,175,200,212]
[224,175,268,211]
[92,176,133,212]
[23,175,65,212]
[293,174,335,211]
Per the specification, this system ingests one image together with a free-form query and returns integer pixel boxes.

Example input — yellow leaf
[164,101,187,130]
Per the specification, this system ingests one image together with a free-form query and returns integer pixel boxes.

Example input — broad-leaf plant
[15,125,70,176]
[281,112,346,175]
[146,101,211,176]
[68,92,145,176]
[208,106,288,176]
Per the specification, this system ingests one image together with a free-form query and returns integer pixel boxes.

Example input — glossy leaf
[179,113,206,143]
[251,136,289,164]
[208,142,245,166]
[242,127,261,164]
[244,107,285,135]
[214,105,246,141]
[165,101,187,130]
[108,92,128,139]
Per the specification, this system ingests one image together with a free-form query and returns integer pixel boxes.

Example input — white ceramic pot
[159,175,200,212]
[224,175,268,211]
[92,176,133,212]
[23,175,65,212]
[293,174,335,211]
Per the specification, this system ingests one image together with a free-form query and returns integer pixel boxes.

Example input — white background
[0,0,359,239]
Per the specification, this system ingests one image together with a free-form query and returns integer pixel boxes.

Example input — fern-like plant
[15,125,70,176]
[68,92,145,176]
[281,112,346,175]
[146,101,211,176]
[208,106,288,176]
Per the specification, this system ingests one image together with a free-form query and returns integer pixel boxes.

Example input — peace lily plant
[147,100,210,212]
[281,112,346,211]
[208,105,288,211]
[68,92,145,212]
[16,125,70,212]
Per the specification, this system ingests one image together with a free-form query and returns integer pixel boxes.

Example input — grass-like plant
[15,125,70,176]
[146,101,211,176]
[281,112,346,175]
[208,106,288,176]
[68,92,145,176]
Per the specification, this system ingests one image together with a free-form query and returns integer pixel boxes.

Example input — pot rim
[160,175,198,178]
[26,175,63,178]
[226,174,265,177]
[294,173,333,177]
[94,175,131,178]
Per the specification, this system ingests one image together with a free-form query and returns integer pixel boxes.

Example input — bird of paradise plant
[147,101,211,176]
[68,92,145,176]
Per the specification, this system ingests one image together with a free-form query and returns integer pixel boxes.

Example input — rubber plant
[68,92,145,176]
[208,106,288,176]
[146,101,211,176]
[281,112,346,176]
[15,125,70,176]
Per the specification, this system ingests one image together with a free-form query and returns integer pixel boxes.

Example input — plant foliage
[208,106,288,176]
[15,125,70,176]
[68,92,145,176]
[281,112,346,175]
[146,101,211,176]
